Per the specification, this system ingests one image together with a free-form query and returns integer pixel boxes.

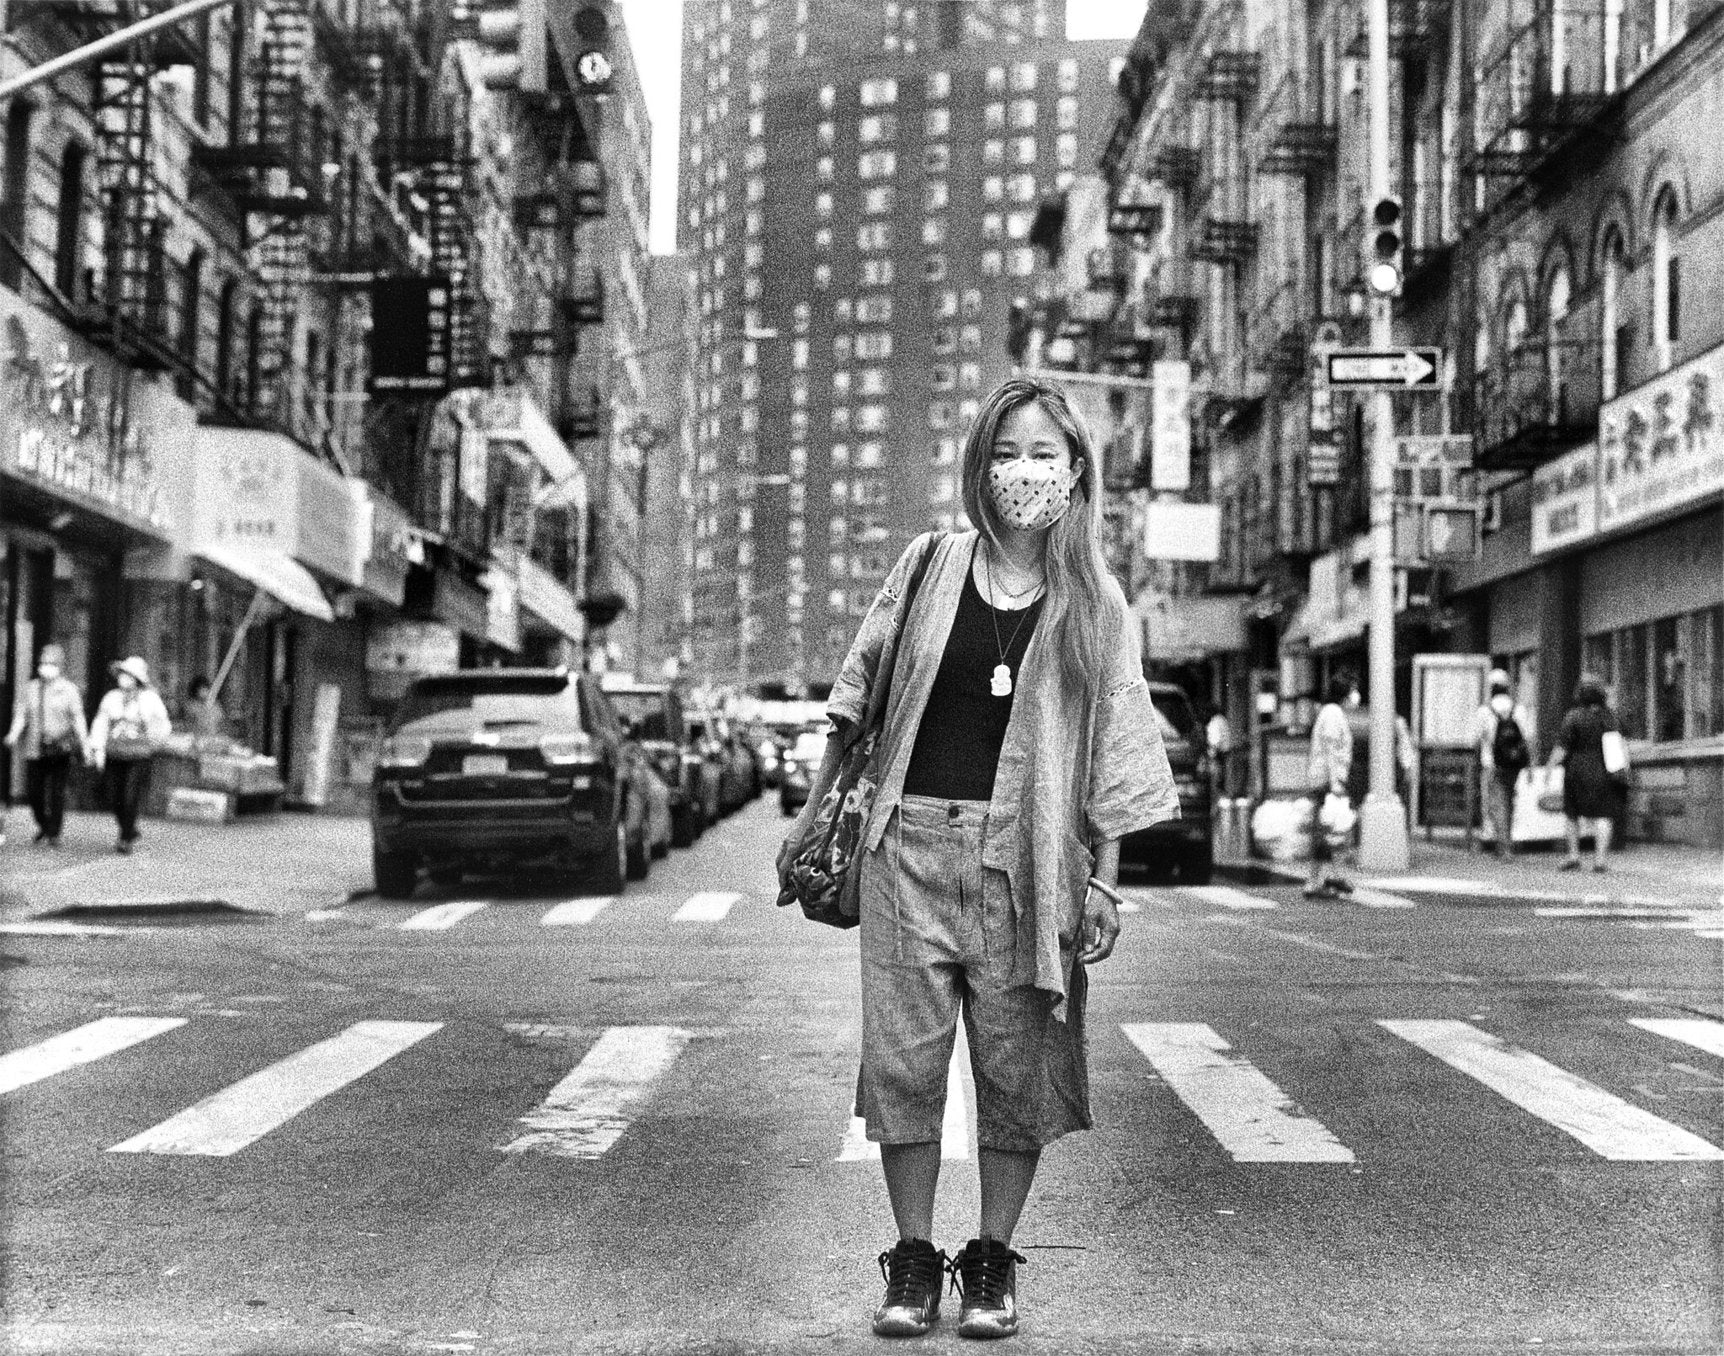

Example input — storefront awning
[197,542,335,622]
[518,556,585,643]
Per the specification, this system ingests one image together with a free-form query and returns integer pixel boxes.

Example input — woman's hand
[1078,882,1121,965]
[775,831,801,894]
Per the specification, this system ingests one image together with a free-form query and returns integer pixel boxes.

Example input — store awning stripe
[196,543,335,622]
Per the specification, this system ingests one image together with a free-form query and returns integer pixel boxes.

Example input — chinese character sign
[1151,360,1191,492]
[1598,342,1724,535]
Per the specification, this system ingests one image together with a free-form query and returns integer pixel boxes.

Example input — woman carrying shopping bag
[1549,673,1624,873]
[4,642,89,847]
[89,657,172,854]
[777,378,1177,1340]
[1305,674,1359,899]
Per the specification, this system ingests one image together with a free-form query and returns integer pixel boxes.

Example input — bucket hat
[38,643,67,668]
[111,656,152,686]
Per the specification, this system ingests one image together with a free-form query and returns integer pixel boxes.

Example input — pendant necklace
[985,546,1042,698]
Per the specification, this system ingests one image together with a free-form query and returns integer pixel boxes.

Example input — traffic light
[571,5,614,96]
[1366,195,1403,297]
[476,0,548,95]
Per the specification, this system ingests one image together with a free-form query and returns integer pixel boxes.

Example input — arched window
[1599,225,1628,400]
[1545,263,1571,418]
[1651,187,1678,373]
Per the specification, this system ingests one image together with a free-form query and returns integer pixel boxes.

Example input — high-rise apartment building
[677,0,1130,692]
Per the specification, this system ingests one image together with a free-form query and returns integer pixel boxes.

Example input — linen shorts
[857,794,1089,1152]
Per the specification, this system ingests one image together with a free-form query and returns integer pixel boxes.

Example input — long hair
[959,377,1124,695]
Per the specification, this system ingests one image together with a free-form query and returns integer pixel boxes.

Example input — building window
[981,249,1003,276]
[860,113,897,142]
[1600,227,1629,401]
[1011,98,1037,128]
[924,180,949,212]
[1011,60,1037,91]
[1057,133,1079,168]
[1014,136,1037,164]
[858,150,898,178]
[860,77,898,106]
[1058,58,1079,92]
[857,221,891,250]
[983,175,1004,202]
[1009,247,1035,276]
[1652,188,1679,372]
[863,185,895,214]
[927,70,950,99]
[983,139,1005,165]
[985,101,1006,129]
[820,85,836,109]
[861,258,895,285]
[924,145,951,172]
[857,295,893,323]
[53,141,86,297]
[1585,605,1724,742]
[0,101,34,292]
[924,253,948,281]
[816,156,834,180]
[923,218,947,245]
[986,66,1005,92]
[924,108,950,138]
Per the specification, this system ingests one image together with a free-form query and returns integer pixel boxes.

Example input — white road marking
[399,902,488,931]
[500,1025,695,1158]
[674,891,743,922]
[1631,1018,1724,1062]
[0,1017,186,1096]
[1536,906,1679,919]
[1349,887,1418,910]
[1362,876,1512,897]
[1120,1023,1355,1162]
[1181,885,1278,911]
[0,920,132,937]
[108,1020,442,1156]
[1379,1019,1724,1161]
[839,1029,972,1162]
[541,898,615,926]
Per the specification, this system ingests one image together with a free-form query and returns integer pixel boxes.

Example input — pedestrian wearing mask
[89,657,172,855]
[4,642,89,847]
[1471,668,1532,859]
[778,378,1177,1340]
[1305,674,1358,899]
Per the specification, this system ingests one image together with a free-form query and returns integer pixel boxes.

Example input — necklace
[983,541,1045,599]
[984,548,1042,698]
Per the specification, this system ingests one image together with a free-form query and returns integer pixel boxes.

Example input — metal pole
[0,0,238,103]
[1358,0,1411,870]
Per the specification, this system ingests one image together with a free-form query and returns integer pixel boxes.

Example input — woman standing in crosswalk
[780,378,1177,1340]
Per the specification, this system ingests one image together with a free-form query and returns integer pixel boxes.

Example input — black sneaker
[950,1237,1026,1339]
[872,1238,947,1337]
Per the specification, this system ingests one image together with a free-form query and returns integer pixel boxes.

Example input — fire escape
[1190,49,1262,265]
[68,13,192,371]
[192,1,327,421]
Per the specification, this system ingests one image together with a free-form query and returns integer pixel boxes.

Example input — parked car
[1117,681,1214,883]
[600,676,720,847]
[779,727,832,816]
[370,669,654,898]
[689,710,757,814]
[748,726,785,788]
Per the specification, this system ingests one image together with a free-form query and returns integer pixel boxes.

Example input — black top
[902,557,1045,801]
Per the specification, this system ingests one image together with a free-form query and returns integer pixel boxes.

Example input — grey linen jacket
[827,530,1178,1020]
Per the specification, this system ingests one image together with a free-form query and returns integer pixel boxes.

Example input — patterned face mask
[988,459,1077,531]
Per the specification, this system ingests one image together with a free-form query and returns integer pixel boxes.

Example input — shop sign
[0,293,180,534]
[1142,499,1219,561]
[367,619,459,701]
[368,277,452,396]
[1529,443,1598,556]
[1150,360,1191,492]
[297,452,364,585]
[1598,341,1724,536]
[194,429,363,584]
[363,492,420,605]
[1137,592,1247,660]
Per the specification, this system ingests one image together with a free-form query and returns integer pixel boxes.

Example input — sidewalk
[0,808,372,921]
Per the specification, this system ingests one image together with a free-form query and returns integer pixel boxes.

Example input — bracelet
[1086,876,1126,907]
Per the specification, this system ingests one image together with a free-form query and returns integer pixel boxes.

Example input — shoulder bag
[778,533,941,928]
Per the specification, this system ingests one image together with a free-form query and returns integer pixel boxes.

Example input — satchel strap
[850,531,942,750]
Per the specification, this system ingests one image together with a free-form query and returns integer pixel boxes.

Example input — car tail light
[540,732,599,765]
[378,735,432,768]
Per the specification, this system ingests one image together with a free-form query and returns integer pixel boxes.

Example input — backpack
[1492,710,1530,773]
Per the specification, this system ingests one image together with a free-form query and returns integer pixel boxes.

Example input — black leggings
[108,758,151,842]
[26,753,73,838]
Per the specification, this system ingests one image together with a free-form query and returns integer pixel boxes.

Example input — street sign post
[1325,348,1443,389]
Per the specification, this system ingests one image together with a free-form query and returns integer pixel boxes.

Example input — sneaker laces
[949,1241,1026,1305]
[877,1242,944,1308]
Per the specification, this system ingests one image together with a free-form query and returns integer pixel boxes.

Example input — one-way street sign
[1325,348,1443,389]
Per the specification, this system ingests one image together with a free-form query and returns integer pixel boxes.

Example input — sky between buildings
[618,0,1141,254]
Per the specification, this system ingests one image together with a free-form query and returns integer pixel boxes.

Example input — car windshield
[1149,689,1198,742]
[789,732,828,761]
[394,675,579,735]
[607,690,672,741]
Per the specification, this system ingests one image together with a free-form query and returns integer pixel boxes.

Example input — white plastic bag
[1252,796,1313,862]
[1511,766,1568,844]
[1601,730,1629,775]
[1318,792,1357,847]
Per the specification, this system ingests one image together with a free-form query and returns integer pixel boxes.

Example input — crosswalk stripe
[500,1026,695,1158]
[1379,1020,1724,1161]
[541,898,615,926]
[674,891,743,922]
[399,902,488,931]
[838,1032,972,1162]
[1350,887,1417,909]
[1120,1023,1355,1162]
[108,1021,443,1157]
[1630,1018,1724,1061]
[1181,885,1278,911]
[0,1017,187,1097]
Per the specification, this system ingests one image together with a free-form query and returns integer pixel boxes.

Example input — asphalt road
[2,796,1720,1355]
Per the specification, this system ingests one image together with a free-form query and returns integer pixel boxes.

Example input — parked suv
[370,669,651,897]
[1117,681,1214,883]
[599,675,719,847]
